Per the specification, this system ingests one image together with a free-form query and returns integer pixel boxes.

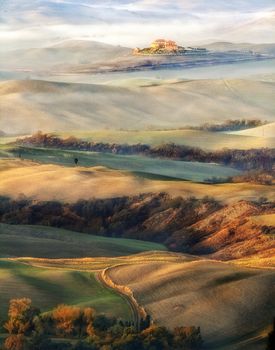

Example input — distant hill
[203,42,275,55]
[0,40,131,70]
[1,40,274,74]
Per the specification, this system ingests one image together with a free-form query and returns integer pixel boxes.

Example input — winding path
[96,270,141,331]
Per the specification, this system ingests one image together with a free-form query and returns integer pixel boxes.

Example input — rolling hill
[230,122,275,138]
[2,146,242,182]
[58,128,275,150]
[0,223,166,259]
[0,159,274,203]
[0,40,131,71]
[107,258,275,349]
[1,79,275,135]
[0,260,131,322]
[203,42,275,55]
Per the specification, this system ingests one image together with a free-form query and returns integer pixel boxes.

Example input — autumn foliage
[2,298,203,350]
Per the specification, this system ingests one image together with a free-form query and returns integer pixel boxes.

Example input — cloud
[0,0,274,50]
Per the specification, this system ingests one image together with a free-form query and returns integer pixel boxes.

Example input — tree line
[16,132,275,171]
[1,298,202,350]
[0,193,221,253]
[189,119,267,132]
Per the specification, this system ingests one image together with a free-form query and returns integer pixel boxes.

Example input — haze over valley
[0,2,274,350]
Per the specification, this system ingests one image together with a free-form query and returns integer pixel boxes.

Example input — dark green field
[3,145,241,182]
[0,224,167,258]
[0,260,131,324]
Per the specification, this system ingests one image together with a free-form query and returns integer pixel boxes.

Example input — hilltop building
[151,39,178,51]
[133,39,207,56]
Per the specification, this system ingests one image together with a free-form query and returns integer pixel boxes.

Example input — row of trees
[190,119,267,132]
[2,298,203,350]
[16,132,275,171]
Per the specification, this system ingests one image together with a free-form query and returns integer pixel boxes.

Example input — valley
[0,18,275,350]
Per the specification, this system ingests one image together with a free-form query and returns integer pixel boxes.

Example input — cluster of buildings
[133,39,207,55]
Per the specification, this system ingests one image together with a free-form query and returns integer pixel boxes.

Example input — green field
[0,224,167,258]
[0,260,131,324]
[4,146,241,182]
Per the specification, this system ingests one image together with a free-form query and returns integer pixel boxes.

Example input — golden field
[107,258,275,349]
[0,159,274,203]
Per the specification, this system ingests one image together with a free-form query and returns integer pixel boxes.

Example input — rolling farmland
[3,146,241,182]
[0,260,131,322]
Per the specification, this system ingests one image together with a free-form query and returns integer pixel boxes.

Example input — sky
[0,0,275,50]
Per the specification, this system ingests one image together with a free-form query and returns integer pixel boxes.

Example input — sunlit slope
[59,129,275,150]
[0,260,131,322]
[0,160,274,203]
[0,224,166,259]
[107,260,275,349]
[1,79,275,135]
[230,122,275,138]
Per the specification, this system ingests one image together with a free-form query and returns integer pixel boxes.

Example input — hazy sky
[0,0,275,49]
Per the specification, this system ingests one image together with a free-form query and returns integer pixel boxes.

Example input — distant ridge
[203,42,275,54]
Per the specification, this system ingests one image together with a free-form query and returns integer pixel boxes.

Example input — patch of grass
[8,146,241,183]
[0,224,167,258]
[0,260,131,323]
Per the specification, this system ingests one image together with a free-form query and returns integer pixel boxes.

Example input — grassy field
[0,260,131,323]
[0,223,167,259]
[1,128,275,150]
[107,259,275,350]
[0,159,273,203]
[4,146,241,182]
[59,129,275,150]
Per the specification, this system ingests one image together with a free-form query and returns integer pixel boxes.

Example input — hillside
[3,146,242,182]
[0,185,273,266]
[107,259,275,349]
[203,42,275,55]
[0,40,131,71]
[0,223,166,258]
[188,201,275,265]
[58,129,275,150]
[0,260,131,322]
[230,122,275,138]
[0,160,273,203]
[1,79,275,134]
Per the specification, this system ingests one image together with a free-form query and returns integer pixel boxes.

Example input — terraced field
[0,223,167,258]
